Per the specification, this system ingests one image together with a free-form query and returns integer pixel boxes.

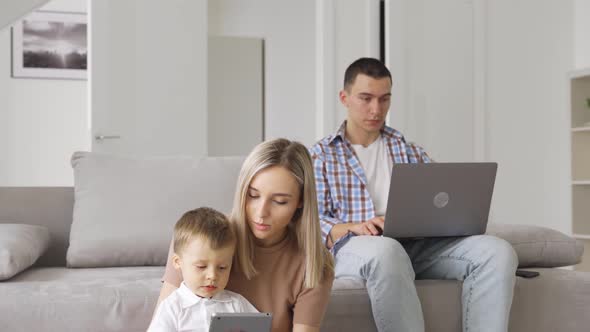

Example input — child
[148,207,258,332]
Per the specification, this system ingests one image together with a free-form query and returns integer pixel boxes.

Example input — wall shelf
[572,127,590,132]
[570,68,590,79]
[570,68,590,272]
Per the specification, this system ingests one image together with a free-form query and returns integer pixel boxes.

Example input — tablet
[209,312,272,332]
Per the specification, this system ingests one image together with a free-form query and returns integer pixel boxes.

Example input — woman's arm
[293,324,320,332]
[151,239,182,321]
[291,266,334,331]
[155,281,178,311]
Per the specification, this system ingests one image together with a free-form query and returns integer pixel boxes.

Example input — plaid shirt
[310,121,432,246]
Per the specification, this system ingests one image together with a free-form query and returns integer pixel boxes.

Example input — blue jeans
[333,235,518,332]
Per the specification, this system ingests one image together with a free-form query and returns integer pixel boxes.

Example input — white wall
[209,0,318,146]
[486,0,572,233]
[386,0,477,162]
[0,0,50,30]
[386,0,573,233]
[0,0,88,186]
[208,36,264,156]
[327,0,380,135]
[574,0,590,69]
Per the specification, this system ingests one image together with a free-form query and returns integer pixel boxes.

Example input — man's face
[340,74,392,137]
[173,237,235,298]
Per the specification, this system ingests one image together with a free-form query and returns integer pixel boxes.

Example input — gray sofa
[1,153,589,332]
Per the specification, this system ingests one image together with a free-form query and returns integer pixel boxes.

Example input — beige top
[163,233,334,332]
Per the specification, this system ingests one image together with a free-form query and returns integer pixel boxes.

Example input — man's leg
[405,235,518,332]
[334,235,424,332]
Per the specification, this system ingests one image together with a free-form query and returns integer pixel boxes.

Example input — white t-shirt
[148,282,258,332]
[352,136,393,216]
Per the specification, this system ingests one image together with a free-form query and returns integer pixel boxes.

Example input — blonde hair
[230,138,334,288]
[173,207,236,256]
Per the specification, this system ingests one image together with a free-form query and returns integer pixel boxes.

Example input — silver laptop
[209,312,272,332]
[383,162,497,239]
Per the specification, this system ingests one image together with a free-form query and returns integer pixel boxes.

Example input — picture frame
[11,10,87,80]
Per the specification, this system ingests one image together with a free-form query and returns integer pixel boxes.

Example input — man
[310,57,518,332]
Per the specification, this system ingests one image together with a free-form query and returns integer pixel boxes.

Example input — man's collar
[328,120,404,145]
[327,121,348,144]
[177,282,233,309]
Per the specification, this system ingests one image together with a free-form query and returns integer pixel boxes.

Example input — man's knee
[367,237,415,278]
[476,235,518,273]
[337,236,415,278]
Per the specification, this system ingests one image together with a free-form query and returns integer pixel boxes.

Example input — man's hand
[349,216,385,236]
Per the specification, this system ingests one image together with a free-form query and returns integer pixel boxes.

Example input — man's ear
[339,89,349,106]
[172,253,182,270]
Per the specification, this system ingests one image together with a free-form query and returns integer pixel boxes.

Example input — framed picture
[11,11,87,80]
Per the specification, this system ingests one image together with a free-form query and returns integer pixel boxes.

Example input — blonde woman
[157,139,335,332]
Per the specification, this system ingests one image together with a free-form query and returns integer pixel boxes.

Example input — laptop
[209,312,272,332]
[382,162,497,239]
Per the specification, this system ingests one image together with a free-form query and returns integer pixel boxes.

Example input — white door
[208,36,264,156]
[387,0,481,162]
[90,0,208,156]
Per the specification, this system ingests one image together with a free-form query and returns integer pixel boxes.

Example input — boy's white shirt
[148,282,258,332]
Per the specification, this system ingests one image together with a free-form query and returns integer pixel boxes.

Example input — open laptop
[383,162,497,239]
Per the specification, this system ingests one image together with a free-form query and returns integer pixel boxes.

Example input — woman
[157,138,335,332]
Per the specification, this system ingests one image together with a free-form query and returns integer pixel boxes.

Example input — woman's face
[245,165,302,247]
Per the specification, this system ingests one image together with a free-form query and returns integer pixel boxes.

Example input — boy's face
[173,236,235,298]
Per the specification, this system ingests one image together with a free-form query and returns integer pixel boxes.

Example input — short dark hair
[173,207,236,255]
[343,57,392,91]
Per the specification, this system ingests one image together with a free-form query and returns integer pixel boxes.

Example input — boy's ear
[172,253,182,270]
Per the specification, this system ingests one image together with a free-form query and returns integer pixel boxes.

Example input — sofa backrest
[67,153,245,268]
[0,155,247,268]
[0,187,74,267]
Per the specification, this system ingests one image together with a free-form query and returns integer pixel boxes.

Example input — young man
[310,57,518,332]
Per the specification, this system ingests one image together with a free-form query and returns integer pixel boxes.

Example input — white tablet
[209,312,272,332]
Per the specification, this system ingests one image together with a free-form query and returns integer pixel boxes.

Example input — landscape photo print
[11,11,87,80]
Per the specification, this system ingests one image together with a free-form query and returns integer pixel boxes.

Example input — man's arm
[328,217,385,243]
[406,141,433,163]
[311,151,346,248]
[311,150,385,248]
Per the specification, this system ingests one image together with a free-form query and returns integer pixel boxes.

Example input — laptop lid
[383,162,497,239]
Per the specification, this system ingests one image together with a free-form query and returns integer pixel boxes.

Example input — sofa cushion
[0,266,163,332]
[0,224,50,280]
[67,152,244,268]
[486,223,584,268]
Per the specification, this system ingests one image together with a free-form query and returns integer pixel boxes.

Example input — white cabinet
[571,68,590,271]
